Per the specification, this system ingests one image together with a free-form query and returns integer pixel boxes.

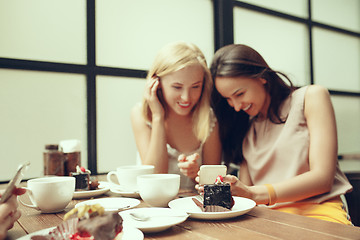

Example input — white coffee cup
[137,174,180,207]
[19,176,75,213]
[106,165,154,192]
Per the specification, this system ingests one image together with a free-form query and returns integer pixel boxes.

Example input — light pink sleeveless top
[243,86,352,205]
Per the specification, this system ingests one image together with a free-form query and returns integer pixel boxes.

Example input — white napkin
[59,139,81,153]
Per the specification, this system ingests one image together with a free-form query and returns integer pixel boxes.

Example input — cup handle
[107,171,118,185]
[18,188,40,211]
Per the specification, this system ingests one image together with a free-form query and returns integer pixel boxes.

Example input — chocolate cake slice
[203,175,234,211]
[70,166,90,190]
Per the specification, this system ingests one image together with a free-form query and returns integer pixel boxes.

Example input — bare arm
[239,160,253,185]
[227,85,338,205]
[131,103,168,173]
[131,78,169,173]
[268,85,337,203]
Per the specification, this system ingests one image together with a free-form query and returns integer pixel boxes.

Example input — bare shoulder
[131,102,144,124]
[131,102,142,117]
[305,85,330,100]
[304,85,333,118]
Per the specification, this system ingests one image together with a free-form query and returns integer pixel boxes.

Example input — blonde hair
[142,41,213,143]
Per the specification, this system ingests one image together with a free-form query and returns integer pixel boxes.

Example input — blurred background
[0,0,359,181]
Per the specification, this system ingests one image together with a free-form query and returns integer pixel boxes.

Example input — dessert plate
[17,225,144,240]
[168,196,256,220]
[108,182,140,198]
[75,197,140,211]
[73,181,110,199]
[120,207,189,233]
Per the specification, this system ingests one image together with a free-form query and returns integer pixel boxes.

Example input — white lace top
[142,109,217,190]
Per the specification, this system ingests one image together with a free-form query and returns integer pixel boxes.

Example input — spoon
[129,212,189,221]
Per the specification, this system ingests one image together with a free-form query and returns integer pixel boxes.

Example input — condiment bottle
[59,139,82,176]
[43,144,65,176]
[64,151,81,176]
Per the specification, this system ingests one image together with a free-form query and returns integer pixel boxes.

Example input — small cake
[89,177,99,190]
[67,204,123,240]
[31,204,123,240]
[70,166,91,190]
[74,213,122,239]
[203,175,234,211]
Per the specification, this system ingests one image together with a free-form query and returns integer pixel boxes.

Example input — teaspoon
[129,212,189,221]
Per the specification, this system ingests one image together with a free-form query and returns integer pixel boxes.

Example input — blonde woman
[131,41,222,190]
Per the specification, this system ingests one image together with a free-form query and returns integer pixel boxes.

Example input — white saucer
[168,196,256,220]
[17,225,144,240]
[75,197,140,211]
[107,182,140,198]
[109,187,140,198]
[120,207,189,233]
[73,181,110,199]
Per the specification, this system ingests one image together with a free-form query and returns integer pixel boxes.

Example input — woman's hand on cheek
[145,77,165,120]
[223,175,252,199]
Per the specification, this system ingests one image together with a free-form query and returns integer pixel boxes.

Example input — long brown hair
[210,44,296,165]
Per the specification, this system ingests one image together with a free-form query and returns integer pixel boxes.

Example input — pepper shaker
[43,144,65,176]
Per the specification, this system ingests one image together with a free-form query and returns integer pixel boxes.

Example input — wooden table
[3,178,360,240]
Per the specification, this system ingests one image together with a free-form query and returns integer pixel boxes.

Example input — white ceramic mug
[137,174,180,207]
[106,165,154,192]
[19,176,75,213]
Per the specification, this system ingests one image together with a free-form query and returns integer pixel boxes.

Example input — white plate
[168,196,256,220]
[75,197,140,211]
[120,207,189,233]
[73,181,110,199]
[108,182,140,198]
[17,225,144,240]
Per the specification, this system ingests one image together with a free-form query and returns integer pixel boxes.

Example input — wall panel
[96,76,145,173]
[0,69,87,181]
[234,8,310,86]
[0,0,86,64]
[96,0,214,70]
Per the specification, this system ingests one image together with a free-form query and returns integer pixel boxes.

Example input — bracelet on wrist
[264,184,277,206]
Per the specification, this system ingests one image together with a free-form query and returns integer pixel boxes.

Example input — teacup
[106,165,154,192]
[137,174,180,207]
[19,176,75,213]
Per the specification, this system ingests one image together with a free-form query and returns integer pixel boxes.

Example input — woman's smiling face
[215,76,269,117]
[160,64,204,116]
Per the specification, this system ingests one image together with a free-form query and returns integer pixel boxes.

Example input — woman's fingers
[0,195,17,219]
[3,210,21,230]
[178,154,186,162]
[0,198,22,239]
[150,79,159,94]
[223,175,239,184]
[195,184,204,194]
[13,188,26,196]
[178,157,199,179]
[145,78,157,98]
[195,175,200,184]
